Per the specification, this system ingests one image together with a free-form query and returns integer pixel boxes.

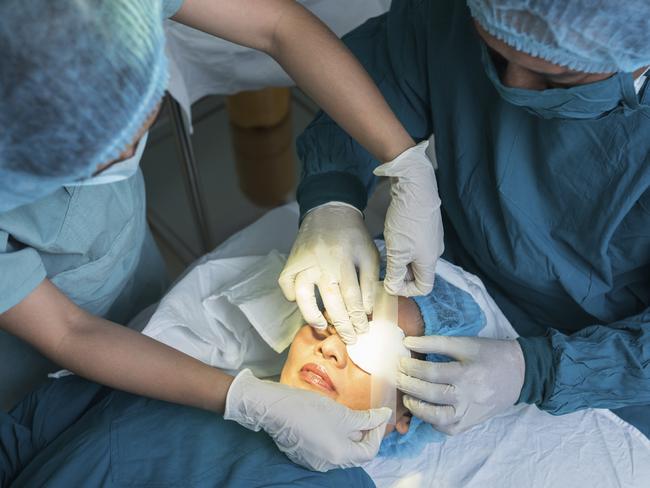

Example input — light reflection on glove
[225,369,392,472]
[397,336,525,435]
[278,202,379,343]
[374,139,444,297]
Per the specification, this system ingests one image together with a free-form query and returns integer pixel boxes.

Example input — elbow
[264,1,301,58]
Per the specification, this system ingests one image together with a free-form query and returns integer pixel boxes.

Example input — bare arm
[0,279,232,412]
[173,0,414,162]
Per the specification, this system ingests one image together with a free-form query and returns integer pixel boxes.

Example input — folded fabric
[143,251,301,378]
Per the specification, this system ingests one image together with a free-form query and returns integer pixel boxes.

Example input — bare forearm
[269,6,414,162]
[53,313,233,413]
[174,0,414,162]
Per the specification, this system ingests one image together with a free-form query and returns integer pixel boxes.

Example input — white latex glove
[374,139,444,297]
[278,202,379,343]
[397,336,525,435]
[224,369,392,472]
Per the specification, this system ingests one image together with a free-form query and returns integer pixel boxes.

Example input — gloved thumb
[400,262,435,296]
[373,160,398,178]
[347,407,392,436]
[383,256,411,296]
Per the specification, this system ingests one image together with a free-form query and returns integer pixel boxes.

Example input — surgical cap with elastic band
[0,0,174,212]
[467,0,650,74]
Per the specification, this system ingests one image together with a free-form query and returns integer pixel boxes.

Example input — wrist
[378,137,416,163]
[304,201,363,220]
[297,171,367,221]
[516,335,556,406]
[224,369,261,429]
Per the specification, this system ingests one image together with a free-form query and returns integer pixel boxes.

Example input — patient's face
[280,324,372,410]
[280,297,424,435]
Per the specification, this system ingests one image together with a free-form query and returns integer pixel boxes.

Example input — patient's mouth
[299,363,336,393]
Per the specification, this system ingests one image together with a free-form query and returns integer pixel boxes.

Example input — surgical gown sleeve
[0,230,46,314]
[518,191,650,414]
[296,2,433,217]
[518,311,650,414]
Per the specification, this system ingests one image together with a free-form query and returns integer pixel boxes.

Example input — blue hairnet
[467,0,650,73]
[379,276,486,458]
[0,0,169,212]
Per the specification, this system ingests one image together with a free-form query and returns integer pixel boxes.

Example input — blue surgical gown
[296,0,650,435]
[1,376,373,487]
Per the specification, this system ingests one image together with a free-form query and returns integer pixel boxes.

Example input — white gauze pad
[346,282,410,424]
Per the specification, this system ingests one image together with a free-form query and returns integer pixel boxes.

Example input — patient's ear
[395,412,412,435]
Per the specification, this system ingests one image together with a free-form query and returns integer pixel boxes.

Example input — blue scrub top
[296,0,650,433]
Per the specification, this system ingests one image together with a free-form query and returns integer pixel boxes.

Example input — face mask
[480,45,639,120]
[67,132,149,187]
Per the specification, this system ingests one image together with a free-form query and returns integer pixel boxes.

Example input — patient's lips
[300,363,336,393]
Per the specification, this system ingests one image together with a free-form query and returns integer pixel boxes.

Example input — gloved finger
[372,160,397,177]
[396,372,457,405]
[383,254,411,296]
[400,261,436,296]
[340,261,369,334]
[403,395,457,427]
[358,248,380,316]
[294,268,327,329]
[403,335,470,360]
[347,416,388,464]
[318,276,356,343]
[278,265,298,302]
[399,357,462,384]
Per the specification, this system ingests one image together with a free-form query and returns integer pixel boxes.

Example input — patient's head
[280,297,424,436]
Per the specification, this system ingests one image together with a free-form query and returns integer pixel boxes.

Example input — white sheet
[145,203,650,488]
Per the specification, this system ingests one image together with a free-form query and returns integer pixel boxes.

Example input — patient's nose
[317,335,347,368]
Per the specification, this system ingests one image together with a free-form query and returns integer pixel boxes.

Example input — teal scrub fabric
[0,170,167,323]
[296,0,650,432]
[1,377,375,487]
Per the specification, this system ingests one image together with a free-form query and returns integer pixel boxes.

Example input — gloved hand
[224,369,392,472]
[278,202,379,343]
[374,139,444,297]
[397,336,525,435]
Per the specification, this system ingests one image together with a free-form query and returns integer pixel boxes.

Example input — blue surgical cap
[379,276,486,458]
[0,0,170,212]
[467,0,650,74]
